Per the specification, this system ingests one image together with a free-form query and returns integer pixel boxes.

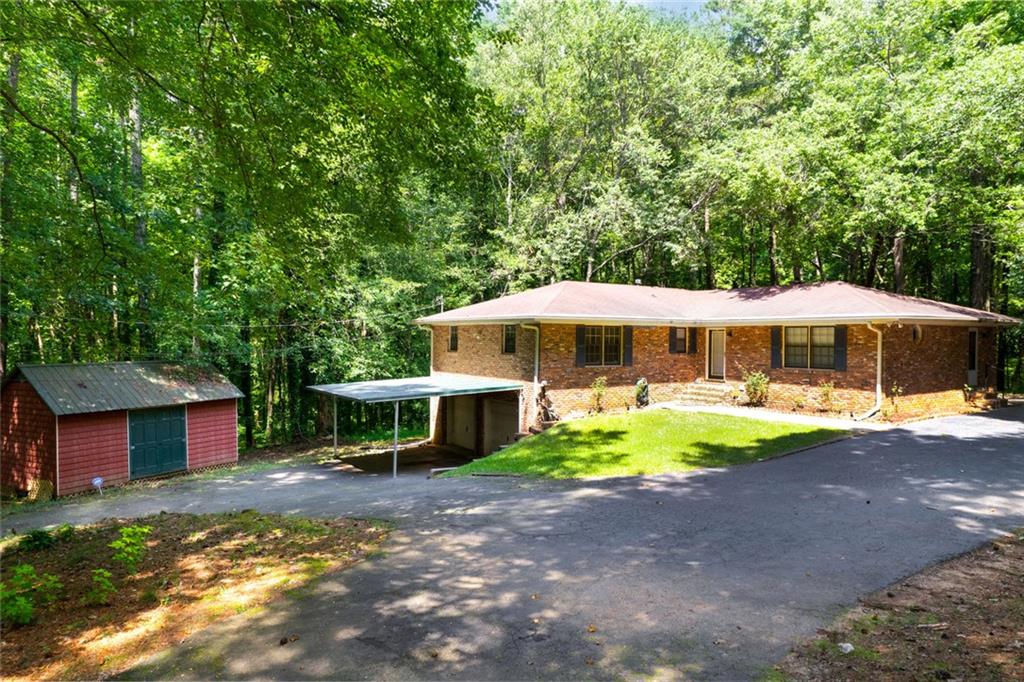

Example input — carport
[308,374,524,478]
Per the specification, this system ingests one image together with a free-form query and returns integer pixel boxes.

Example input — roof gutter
[855,322,884,421]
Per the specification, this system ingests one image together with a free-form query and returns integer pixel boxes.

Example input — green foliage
[590,376,608,412]
[0,583,34,626]
[1,0,1022,447]
[744,370,771,406]
[18,529,56,551]
[84,569,117,606]
[54,523,76,543]
[818,381,836,412]
[0,563,63,625]
[109,525,152,574]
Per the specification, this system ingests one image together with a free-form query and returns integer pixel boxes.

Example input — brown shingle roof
[416,281,1019,326]
[7,361,243,416]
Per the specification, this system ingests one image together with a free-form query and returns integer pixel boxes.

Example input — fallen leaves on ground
[0,511,389,680]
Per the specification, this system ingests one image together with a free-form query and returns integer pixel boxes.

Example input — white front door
[967,328,978,386]
[708,329,726,380]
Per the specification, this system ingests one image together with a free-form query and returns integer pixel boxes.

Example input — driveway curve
[8,408,1024,680]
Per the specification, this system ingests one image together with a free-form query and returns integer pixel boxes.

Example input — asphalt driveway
[7,408,1024,680]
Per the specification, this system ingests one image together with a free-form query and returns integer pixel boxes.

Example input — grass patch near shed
[448,409,846,479]
[0,511,390,681]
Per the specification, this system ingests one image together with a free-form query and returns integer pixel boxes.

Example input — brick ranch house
[415,281,1018,453]
[1,362,242,497]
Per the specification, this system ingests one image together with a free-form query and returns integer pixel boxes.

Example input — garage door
[483,398,518,455]
[445,395,477,452]
[129,406,187,479]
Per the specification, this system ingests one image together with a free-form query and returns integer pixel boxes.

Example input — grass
[448,409,847,479]
[0,511,390,681]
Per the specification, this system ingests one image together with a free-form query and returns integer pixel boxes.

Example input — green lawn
[449,409,847,479]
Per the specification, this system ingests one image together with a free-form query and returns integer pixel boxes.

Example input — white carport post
[392,400,400,479]
[333,395,338,458]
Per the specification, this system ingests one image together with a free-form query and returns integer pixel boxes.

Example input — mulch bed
[0,511,389,680]
[776,529,1024,681]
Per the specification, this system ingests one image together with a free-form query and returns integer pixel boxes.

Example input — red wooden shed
[1,362,242,496]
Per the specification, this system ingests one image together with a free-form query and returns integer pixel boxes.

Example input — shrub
[743,370,770,406]
[1,564,63,626]
[54,523,76,543]
[18,529,56,552]
[85,569,117,606]
[889,381,904,413]
[818,381,835,412]
[110,525,152,574]
[590,376,607,413]
[0,582,34,625]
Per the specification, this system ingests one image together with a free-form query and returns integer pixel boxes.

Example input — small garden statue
[635,377,650,408]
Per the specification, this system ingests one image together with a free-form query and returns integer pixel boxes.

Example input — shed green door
[129,406,187,479]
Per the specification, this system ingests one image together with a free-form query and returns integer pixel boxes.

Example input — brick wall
[187,399,238,469]
[58,410,129,496]
[540,324,704,416]
[431,320,1003,423]
[431,324,535,381]
[727,325,878,415]
[883,324,995,419]
[430,324,535,434]
[1,380,57,493]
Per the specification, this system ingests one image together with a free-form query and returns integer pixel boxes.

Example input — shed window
[502,325,517,354]
[448,326,459,352]
[784,326,835,369]
[584,326,622,366]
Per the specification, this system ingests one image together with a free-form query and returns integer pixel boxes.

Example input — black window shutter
[834,325,848,371]
[575,325,586,367]
[688,327,697,354]
[770,327,782,368]
[669,327,677,354]
[623,326,634,366]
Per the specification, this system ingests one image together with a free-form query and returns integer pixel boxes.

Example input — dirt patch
[0,511,390,680]
[775,530,1024,681]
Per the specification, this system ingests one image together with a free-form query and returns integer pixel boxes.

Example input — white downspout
[855,322,883,421]
[521,324,540,427]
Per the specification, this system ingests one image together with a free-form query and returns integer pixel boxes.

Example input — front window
[502,324,517,354]
[674,327,687,353]
[784,327,808,368]
[810,327,835,369]
[585,326,622,366]
[448,326,458,352]
[784,326,835,370]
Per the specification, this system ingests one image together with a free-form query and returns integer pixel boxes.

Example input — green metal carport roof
[307,373,524,478]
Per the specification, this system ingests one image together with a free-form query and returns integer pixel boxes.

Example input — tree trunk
[969,224,992,310]
[129,88,151,349]
[68,70,78,203]
[767,222,779,285]
[0,52,20,376]
[703,202,715,289]
[892,232,905,294]
[241,322,255,449]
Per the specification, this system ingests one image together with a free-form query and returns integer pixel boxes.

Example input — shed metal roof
[415,280,1020,327]
[308,373,523,403]
[9,362,243,416]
